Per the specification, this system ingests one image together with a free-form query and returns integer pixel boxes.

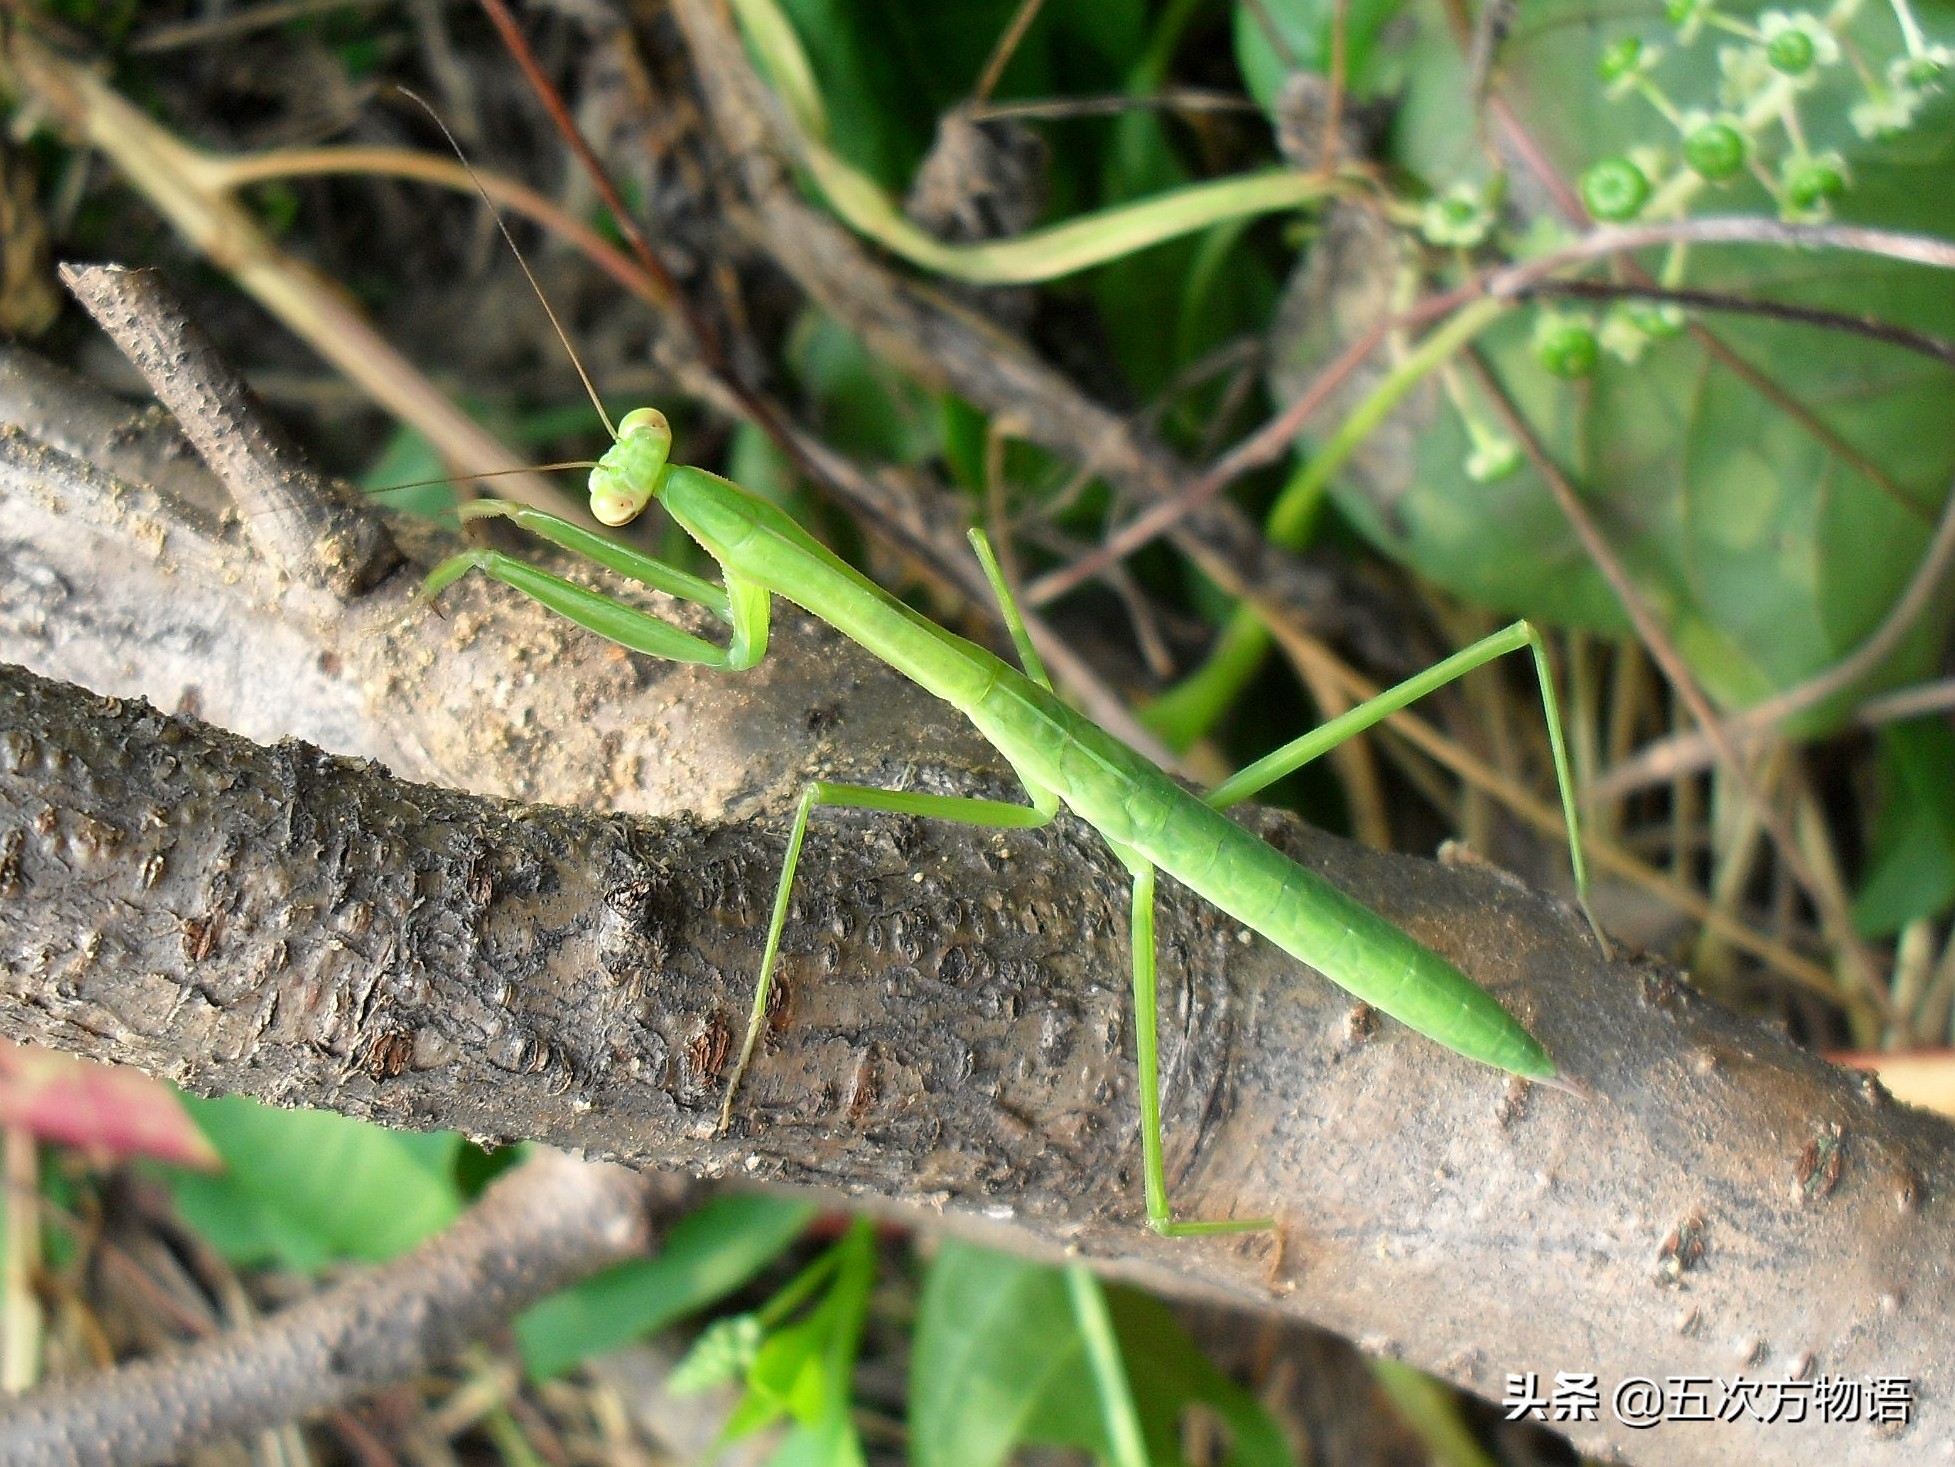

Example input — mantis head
[588,407,675,527]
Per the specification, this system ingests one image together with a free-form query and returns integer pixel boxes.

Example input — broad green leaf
[1852,720,1955,936]
[911,1242,1292,1467]
[1102,1289,1295,1467]
[166,1095,462,1270]
[910,1243,1081,1467]
[1234,0,1407,108]
[774,0,1147,192]
[1319,0,1955,720]
[769,1410,869,1467]
[517,1195,815,1380]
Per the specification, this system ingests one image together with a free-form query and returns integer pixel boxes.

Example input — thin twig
[1025,284,1474,606]
[129,0,389,53]
[1319,0,1350,182]
[1487,217,1955,292]
[59,264,401,598]
[967,90,1263,123]
[1469,350,1891,1018]
[1591,472,1955,801]
[207,146,666,306]
[1859,676,1955,725]
[972,0,1049,104]
[0,1153,649,1467]
[1523,277,1955,368]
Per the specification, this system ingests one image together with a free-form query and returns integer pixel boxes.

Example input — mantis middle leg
[974,530,1270,1236]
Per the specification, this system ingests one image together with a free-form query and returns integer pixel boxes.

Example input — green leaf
[787,309,943,469]
[717,1219,875,1467]
[768,1410,869,1467]
[910,1243,1082,1467]
[911,1242,1292,1467]
[772,0,1148,192]
[726,1311,831,1439]
[516,1195,815,1380]
[1234,0,1406,109]
[165,1095,462,1270]
[1853,720,1955,937]
[1320,0,1955,719]
[1104,1289,1294,1467]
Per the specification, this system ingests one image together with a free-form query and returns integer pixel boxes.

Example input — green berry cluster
[1434,0,1946,475]
[1579,0,1949,232]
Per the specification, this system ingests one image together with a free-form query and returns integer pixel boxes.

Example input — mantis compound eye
[617,406,673,444]
[588,467,642,527]
[588,407,676,526]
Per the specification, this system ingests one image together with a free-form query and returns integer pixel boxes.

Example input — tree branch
[0,1150,650,1466]
[2,340,1950,1463]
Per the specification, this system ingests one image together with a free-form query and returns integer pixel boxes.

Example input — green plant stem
[1145,296,1511,749]
[1369,1358,1501,1467]
[1064,1267,1150,1467]
[725,0,1343,284]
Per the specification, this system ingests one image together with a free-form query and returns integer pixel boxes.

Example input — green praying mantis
[425,400,1603,1238]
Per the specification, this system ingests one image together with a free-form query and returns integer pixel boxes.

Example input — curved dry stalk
[1589,473,1955,802]
[206,145,666,307]
[3,28,564,516]
[1487,217,1955,289]
[0,1152,650,1467]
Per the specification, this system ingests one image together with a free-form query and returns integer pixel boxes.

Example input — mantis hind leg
[719,778,1060,1133]
[1202,619,1604,947]
[1117,849,1273,1237]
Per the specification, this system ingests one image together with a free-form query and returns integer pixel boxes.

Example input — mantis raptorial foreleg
[426,501,768,669]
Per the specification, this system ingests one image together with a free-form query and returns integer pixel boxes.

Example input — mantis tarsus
[427,407,1602,1237]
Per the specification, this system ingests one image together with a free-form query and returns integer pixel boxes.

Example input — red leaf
[0,1041,221,1169]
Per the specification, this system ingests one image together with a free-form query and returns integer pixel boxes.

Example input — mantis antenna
[394,85,619,442]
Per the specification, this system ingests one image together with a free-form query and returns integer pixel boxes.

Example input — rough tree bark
[0,295,1949,1463]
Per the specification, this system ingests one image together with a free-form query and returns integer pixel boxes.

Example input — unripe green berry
[1897,55,1946,87]
[1598,37,1644,82]
[1765,28,1816,73]
[1683,121,1747,181]
[1785,156,1846,209]
[1622,300,1686,338]
[1581,158,1651,221]
[1535,315,1601,378]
